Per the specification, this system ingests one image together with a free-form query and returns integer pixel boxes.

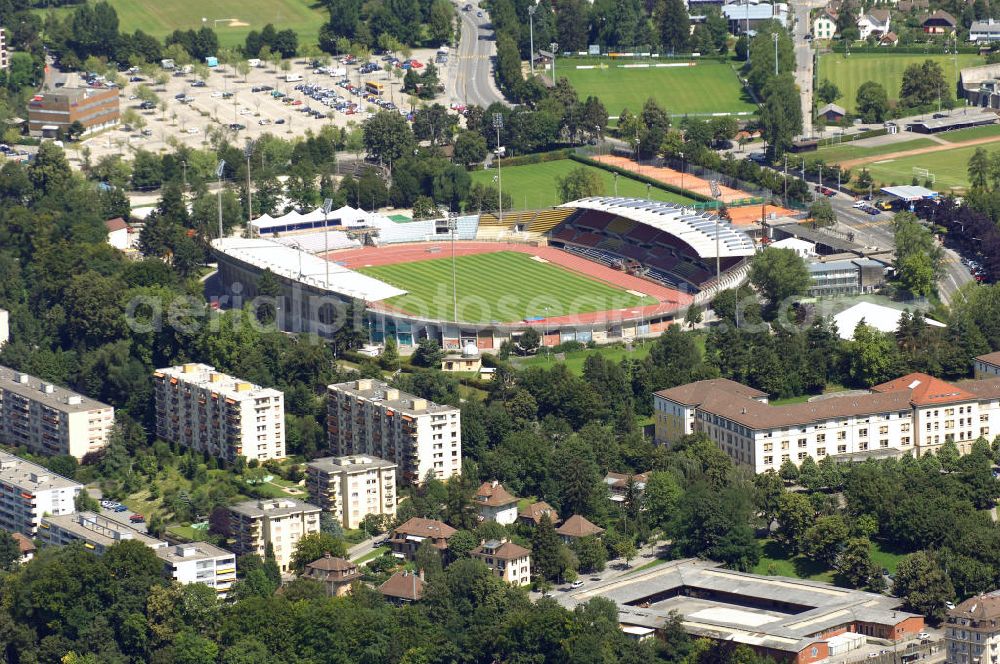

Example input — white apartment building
[654,368,1000,473]
[945,593,1000,664]
[0,366,114,459]
[471,539,532,587]
[305,455,396,529]
[0,308,8,348]
[154,364,285,463]
[327,380,461,484]
[156,542,237,597]
[0,453,81,535]
[40,511,166,555]
[228,498,321,572]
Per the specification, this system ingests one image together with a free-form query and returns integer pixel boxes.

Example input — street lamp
[549,42,558,84]
[773,32,779,77]
[528,6,537,77]
[680,152,685,192]
[493,112,504,223]
[244,139,255,228]
[322,198,334,288]
[216,159,226,239]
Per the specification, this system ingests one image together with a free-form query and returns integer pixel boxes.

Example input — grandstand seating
[454,215,480,240]
[270,230,361,253]
[478,210,536,228]
[606,216,637,235]
[528,208,573,233]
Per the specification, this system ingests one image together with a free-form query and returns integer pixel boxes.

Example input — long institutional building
[154,364,285,463]
[655,354,1000,471]
[327,380,461,483]
[0,366,114,460]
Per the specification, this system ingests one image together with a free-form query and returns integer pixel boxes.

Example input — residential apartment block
[154,364,285,463]
[40,511,166,555]
[654,367,1000,472]
[305,455,396,529]
[155,542,237,597]
[0,453,81,535]
[327,380,461,483]
[0,366,114,459]
[228,498,321,572]
[471,539,532,586]
[945,593,1000,664]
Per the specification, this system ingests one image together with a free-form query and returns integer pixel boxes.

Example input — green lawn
[558,57,757,117]
[358,251,657,323]
[862,143,982,190]
[36,0,327,48]
[814,138,937,165]
[936,123,1000,143]
[516,340,655,374]
[353,546,389,563]
[754,539,907,584]
[818,53,983,113]
[470,159,696,211]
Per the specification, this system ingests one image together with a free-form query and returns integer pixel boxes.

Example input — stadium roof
[250,205,376,232]
[561,197,756,259]
[832,301,944,340]
[211,237,406,302]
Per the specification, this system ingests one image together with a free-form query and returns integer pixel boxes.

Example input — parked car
[570,580,583,588]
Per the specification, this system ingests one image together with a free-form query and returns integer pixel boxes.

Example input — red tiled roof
[105,217,128,232]
[475,481,518,507]
[655,379,768,406]
[976,351,1000,367]
[472,539,531,561]
[379,570,425,601]
[556,514,605,538]
[519,501,559,524]
[11,532,34,555]
[393,517,457,539]
[871,372,976,406]
[306,553,357,572]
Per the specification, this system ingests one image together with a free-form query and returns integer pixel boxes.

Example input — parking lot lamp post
[528,6,537,77]
[322,198,334,287]
[550,42,558,83]
[493,113,503,223]
[244,140,255,228]
[216,160,226,239]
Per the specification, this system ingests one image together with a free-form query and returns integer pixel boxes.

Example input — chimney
[491,480,498,489]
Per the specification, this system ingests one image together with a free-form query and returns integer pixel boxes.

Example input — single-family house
[896,0,928,13]
[922,9,956,34]
[603,472,650,504]
[556,514,605,544]
[813,10,838,39]
[880,31,899,46]
[471,539,532,586]
[379,569,425,603]
[857,9,890,40]
[518,501,560,527]
[474,481,519,525]
[970,19,1000,42]
[389,517,456,560]
[302,554,359,597]
[11,532,35,564]
[105,217,130,251]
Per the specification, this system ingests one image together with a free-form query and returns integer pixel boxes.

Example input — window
[859,442,868,451]
[763,456,773,465]
[880,439,889,448]
[859,428,868,437]
[763,442,773,452]
[816,433,826,443]
[798,452,807,460]
[879,426,888,435]
[781,454,790,462]
[901,423,910,432]
[781,441,789,450]
[837,431,846,440]
[901,436,910,445]
[837,444,847,453]
[817,447,826,457]
[798,438,807,448]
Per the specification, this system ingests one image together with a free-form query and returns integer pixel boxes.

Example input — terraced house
[654,362,1000,471]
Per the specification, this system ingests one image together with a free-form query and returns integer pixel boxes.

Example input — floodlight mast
[493,113,504,224]
[216,160,226,240]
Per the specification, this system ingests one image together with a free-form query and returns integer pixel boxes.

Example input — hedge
[567,153,713,202]
[828,42,982,54]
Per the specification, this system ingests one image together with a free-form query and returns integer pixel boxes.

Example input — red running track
[324,242,693,326]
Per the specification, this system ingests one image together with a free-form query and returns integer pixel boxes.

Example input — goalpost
[912,167,935,184]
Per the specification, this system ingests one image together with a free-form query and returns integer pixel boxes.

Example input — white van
[247,58,261,68]
[286,73,303,82]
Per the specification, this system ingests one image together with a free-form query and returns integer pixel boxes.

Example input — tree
[572,535,607,572]
[969,147,991,190]
[290,532,347,571]
[893,551,955,620]
[673,481,760,571]
[900,60,947,108]
[849,322,899,387]
[614,538,637,567]
[0,531,21,570]
[835,537,884,590]
[897,253,936,298]
[453,130,488,166]
[759,74,802,157]
[816,79,841,105]
[557,166,605,202]
[363,110,415,168]
[448,530,478,558]
[379,335,399,370]
[809,198,836,227]
[657,0,690,53]
[643,471,682,531]
[518,328,541,354]
[532,513,564,582]
[802,514,849,566]
[412,338,446,368]
[856,81,889,123]
[749,247,811,313]
[775,492,814,552]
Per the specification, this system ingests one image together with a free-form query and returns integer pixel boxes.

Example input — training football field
[817,53,983,113]
[859,143,984,190]
[357,251,656,323]
[558,57,757,117]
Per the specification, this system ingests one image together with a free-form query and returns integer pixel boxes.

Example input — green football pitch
[36,0,326,48]
[469,159,697,210]
[817,53,983,113]
[357,251,657,324]
[557,58,757,117]
[859,143,984,190]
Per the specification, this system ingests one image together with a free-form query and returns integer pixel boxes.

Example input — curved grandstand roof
[561,197,756,259]
[212,237,406,302]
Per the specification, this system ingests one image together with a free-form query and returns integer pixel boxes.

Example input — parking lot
[78,46,452,163]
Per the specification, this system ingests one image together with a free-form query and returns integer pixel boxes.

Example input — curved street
[449,0,508,108]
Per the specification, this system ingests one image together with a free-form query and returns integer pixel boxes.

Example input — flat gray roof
[0,453,81,492]
[307,455,397,475]
[229,498,321,519]
[0,365,112,414]
[156,541,235,564]
[330,379,459,416]
[559,559,920,654]
[43,512,165,549]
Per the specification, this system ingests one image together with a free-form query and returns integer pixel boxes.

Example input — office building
[305,455,396,529]
[654,368,1000,472]
[560,558,924,664]
[945,592,1000,664]
[228,498,321,572]
[327,379,461,483]
[154,364,285,463]
[156,542,237,597]
[40,511,166,555]
[27,85,119,136]
[470,539,531,586]
[0,366,114,459]
[0,453,81,535]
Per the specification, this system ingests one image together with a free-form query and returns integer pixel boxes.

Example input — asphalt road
[792,0,819,138]
[451,1,508,108]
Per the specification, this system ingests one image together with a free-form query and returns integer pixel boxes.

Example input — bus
[365,81,385,96]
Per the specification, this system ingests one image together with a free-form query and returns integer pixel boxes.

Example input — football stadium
[211,198,755,350]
